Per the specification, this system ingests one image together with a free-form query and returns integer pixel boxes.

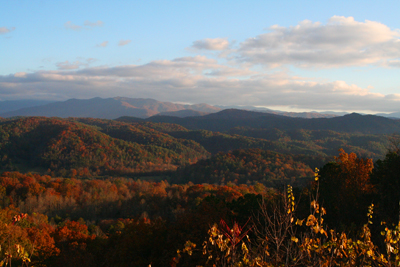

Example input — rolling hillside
[0,117,209,176]
[172,148,315,187]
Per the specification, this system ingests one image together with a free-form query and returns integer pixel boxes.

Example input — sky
[1,0,400,113]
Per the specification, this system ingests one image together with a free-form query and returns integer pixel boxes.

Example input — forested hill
[0,116,393,178]
[72,118,208,157]
[0,117,209,177]
[72,118,390,159]
[74,117,391,159]
[163,128,388,159]
[143,109,400,134]
[172,148,315,187]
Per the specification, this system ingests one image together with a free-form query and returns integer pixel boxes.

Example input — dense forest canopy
[0,115,399,266]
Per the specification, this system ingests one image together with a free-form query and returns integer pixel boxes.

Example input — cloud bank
[192,16,400,68]
[237,16,400,68]
[1,55,399,112]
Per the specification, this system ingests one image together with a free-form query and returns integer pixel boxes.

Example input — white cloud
[118,39,131,46]
[192,38,230,50]
[229,16,400,68]
[84,20,104,27]
[64,21,82,31]
[97,41,108,47]
[0,27,15,34]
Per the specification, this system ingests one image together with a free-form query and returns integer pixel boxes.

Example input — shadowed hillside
[145,109,400,134]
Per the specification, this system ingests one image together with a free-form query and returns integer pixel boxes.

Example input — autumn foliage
[0,116,399,266]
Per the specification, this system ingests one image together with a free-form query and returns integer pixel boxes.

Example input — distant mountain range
[215,105,338,118]
[0,97,221,119]
[376,111,400,119]
[156,109,210,117]
[142,109,400,134]
[0,100,55,113]
[1,97,400,120]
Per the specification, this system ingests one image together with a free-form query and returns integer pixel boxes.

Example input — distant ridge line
[1,97,400,120]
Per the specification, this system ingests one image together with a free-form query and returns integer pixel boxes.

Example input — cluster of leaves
[184,198,389,266]
[0,207,91,267]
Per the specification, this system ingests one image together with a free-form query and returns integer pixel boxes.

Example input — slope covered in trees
[145,126,388,159]
[228,127,389,159]
[172,149,314,187]
[0,171,264,221]
[73,118,208,160]
[0,115,392,182]
[120,112,391,159]
[0,117,209,177]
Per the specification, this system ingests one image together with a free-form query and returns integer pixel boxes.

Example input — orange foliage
[335,148,374,194]
[53,220,95,246]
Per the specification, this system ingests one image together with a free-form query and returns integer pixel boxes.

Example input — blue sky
[1,0,400,113]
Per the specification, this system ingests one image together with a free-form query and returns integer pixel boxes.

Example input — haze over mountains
[142,110,400,134]
[1,96,400,120]
[0,100,55,114]
[0,97,221,119]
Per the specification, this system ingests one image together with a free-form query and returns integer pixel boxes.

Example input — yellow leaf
[321,207,326,215]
